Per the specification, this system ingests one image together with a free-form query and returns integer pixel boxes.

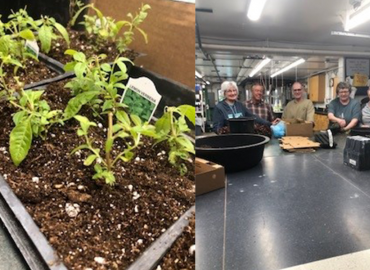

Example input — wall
[93,0,195,89]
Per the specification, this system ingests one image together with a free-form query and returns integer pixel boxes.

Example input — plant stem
[106,112,113,170]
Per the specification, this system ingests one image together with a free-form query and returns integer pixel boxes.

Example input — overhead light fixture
[195,70,203,78]
[249,57,271,77]
[247,0,267,21]
[331,30,370,38]
[345,1,370,31]
[270,58,305,78]
[206,80,210,85]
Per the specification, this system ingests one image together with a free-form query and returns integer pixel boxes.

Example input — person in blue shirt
[213,81,271,134]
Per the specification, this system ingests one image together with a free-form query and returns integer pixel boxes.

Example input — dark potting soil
[3,58,58,86]
[0,79,195,269]
[48,29,140,64]
[157,214,195,270]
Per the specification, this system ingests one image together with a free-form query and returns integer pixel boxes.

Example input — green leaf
[71,144,89,154]
[101,63,111,72]
[116,111,130,126]
[136,27,148,44]
[131,114,142,126]
[84,154,97,166]
[63,61,76,72]
[9,118,32,166]
[64,49,77,55]
[120,150,134,162]
[73,52,86,62]
[77,129,85,136]
[112,124,122,133]
[74,115,97,133]
[19,29,35,40]
[116,131,129,139]
[177,116,190,133]
[38,25,52,53]
[13,111,26,125]
[94,163,103,173]
[116,60,127,74]
[105,138,113,153]
[54,22,70,46]
[178,105,195,125]
[74,62,87,78]
[102,100,113,112]
[155,114,171,134]
[175,137,195,154]
[64,92,99,120]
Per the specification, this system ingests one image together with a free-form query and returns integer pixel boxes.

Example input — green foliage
[122,88,155,122]
[0,9,38,70]
[73,112,156,185]
[34,15,70,53]
[63,50,131,120]
[8,88,63,166]
[155,105,195,175]
[71,3,150,53]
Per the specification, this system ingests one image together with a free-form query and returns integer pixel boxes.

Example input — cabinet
[309,74,325,102]
[314,113,329,131]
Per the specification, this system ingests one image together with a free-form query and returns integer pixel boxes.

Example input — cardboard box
[284,119,313,137]
[195,158,225,196]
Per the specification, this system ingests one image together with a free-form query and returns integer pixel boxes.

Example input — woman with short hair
[328,82,361,132]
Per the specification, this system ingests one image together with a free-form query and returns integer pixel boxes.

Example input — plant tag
[25,40,39,58]
[120,77,161,122]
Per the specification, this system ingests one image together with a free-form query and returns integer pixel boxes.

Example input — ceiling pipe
[195,21,222,82]
[202,43,370,57]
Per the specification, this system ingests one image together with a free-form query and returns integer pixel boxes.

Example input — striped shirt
[246,99,275,122]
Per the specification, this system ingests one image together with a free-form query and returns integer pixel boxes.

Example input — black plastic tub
[350,127,370,138]
[228,117,255,133]
[196,134,270,172]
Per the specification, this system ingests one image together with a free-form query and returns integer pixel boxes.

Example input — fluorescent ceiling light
[206,80,210,85]
[270,58,305,78]
[249,57,271,77]
[195,70,203,78]
[346,2,370,31]
[331,30,370,39]
[247,0,267,21]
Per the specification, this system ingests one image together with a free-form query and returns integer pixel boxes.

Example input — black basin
[350,127,370,138]
[228,117,255,133]
[196,134,270,172]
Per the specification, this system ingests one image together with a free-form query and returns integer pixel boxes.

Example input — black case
[343,136,370,170]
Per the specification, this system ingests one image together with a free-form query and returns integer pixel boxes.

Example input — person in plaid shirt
[246,83,279,124]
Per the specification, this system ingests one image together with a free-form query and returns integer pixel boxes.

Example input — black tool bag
[314,130,337,149]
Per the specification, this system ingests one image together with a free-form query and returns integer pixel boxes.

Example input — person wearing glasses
[282,82,315,122]
[328,82,361,132]
[212,81,271,134]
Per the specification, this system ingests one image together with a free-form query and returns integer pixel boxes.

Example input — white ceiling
[195,0,370,85]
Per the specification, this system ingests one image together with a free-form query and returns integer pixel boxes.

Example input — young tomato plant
[155,105,195,175]
[63,50,131,120]
[70,3,150,53]
[8,86,63,166]
[73,111,156,185]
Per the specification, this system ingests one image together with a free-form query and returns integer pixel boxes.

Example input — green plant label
[120,77,161,122]
[25,40,39,58]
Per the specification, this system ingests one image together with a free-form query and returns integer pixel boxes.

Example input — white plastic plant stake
[120,77,162,122]
[25,40,39,58]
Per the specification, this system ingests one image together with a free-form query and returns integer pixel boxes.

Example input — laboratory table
[196,134,370,270]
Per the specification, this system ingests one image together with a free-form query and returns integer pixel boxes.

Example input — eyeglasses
[338,90,349,94]
[226,89,237,93]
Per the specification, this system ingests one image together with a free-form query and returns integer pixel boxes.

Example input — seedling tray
[0,174,194,270]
